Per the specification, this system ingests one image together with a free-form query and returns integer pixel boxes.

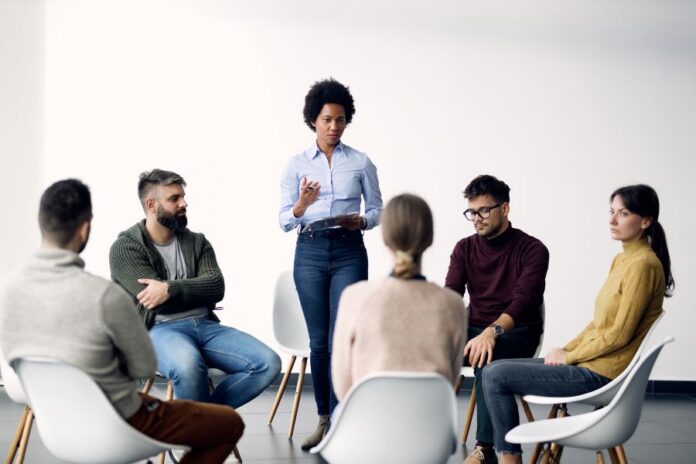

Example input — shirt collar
[306,141,345,160]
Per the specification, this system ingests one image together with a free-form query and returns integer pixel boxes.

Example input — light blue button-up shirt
[279,142,383,232]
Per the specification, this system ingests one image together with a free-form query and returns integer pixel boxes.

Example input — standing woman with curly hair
[279,78,383,450]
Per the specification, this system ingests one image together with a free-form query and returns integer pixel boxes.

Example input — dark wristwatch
[490,323,504,338]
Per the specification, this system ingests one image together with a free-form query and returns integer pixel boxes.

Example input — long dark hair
[611,184,674,297]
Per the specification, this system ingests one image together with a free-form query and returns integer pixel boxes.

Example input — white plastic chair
[12,357,190,464]
[522,312,663,462]
[310,372,458,464]
[458,302,546,443]
[1,352,33,464]
[506,336,675,464]
[266,270,311,438]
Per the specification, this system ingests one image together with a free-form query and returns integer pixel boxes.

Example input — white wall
[9,0,696,379]
[0,0,44,286]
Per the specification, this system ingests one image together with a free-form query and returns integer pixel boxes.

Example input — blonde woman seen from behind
[332,193,468,400]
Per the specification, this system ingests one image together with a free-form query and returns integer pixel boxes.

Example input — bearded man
[109,169,280,409]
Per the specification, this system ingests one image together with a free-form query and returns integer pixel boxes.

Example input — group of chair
[0,272,674,464]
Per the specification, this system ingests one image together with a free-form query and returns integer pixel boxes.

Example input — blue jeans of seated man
[466,325,540,446]
[482,358,611,454]
[294,229,368,416]
[149,317,281,408]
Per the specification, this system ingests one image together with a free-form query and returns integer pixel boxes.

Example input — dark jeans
[294,228,368,415]
[482,358,611,453]
[466,325,540,445]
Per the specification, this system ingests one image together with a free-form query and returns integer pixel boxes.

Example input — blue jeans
[481,358,611,454]
[150,316,281,408]
[294,228,368,415]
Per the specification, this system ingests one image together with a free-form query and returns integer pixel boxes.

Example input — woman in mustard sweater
[480,184,674,464]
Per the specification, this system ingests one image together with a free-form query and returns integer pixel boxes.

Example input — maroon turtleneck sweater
[444,224,549,331]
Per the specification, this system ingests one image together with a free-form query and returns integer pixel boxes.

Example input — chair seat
[506,409,604,445]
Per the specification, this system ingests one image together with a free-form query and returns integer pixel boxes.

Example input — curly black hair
[303,78,356,131]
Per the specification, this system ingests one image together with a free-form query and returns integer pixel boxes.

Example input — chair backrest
[580,311,664,407]
[12,357,187,464]
[561,336,674,450]
[272,270,310,355]
[534,301,546,357]
[311,372,457,464]
[0,349,27,405]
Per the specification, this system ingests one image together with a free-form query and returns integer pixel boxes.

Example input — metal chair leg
[268,355,296,424]
[288,357,307,439]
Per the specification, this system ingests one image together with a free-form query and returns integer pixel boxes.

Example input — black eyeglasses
[463,204,502,221]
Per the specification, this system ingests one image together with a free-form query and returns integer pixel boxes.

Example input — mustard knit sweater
[564,239,665,379]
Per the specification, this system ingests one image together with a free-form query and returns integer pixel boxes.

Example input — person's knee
[226,409,246,444]
[167,357,208,386]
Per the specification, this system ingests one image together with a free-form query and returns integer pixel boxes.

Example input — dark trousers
[466,325,540,445]
[127,393,245,464]
[293,228,368,415]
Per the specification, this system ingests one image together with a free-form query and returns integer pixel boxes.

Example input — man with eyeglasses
[445,174,549,464]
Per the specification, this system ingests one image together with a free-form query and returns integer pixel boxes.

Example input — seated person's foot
[300,415,330,451]
[464,445,498,464]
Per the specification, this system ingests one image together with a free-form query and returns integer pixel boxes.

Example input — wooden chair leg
[607,447,620,464]
[614,446,628,464]
[596,451,606,464]
[539,445,551,464]
[521,398,535,422]
[15,410,33,464]
[166,380,174,401]
[233,445,242,462]
[142,376,155,395]
[288,357,307,439]
[268,355,296,424]
[461,379,477,444]
[529,405,560,464]
[553,445,564,464]
[156,380,176,464]
[5,406,30,464]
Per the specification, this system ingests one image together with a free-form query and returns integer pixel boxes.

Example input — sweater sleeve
[562,321,594,352]
[331,287,359,401]
[565,260,661,365]
[504,240,549,324]
[101,284,157,380]
[110,233,224,317]
[444,241,468,296]
[165,234,225,309]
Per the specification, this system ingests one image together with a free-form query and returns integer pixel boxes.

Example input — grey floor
[1,382,695,463]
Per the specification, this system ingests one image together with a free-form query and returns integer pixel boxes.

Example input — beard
[156,206,188,232]
[476,219,505,239]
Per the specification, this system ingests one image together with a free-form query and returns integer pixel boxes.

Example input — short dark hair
[463,175,511,204]
[303,78,355,131]
[137,169,187,207]
[38,179,92,246]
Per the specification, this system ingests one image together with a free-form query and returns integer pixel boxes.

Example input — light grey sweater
[332,277,468,401]
[0,249,156,418]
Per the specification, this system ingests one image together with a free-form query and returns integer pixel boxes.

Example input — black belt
[297,227,363,239]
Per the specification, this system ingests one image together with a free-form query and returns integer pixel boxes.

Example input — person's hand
[336,214,365,231]
[136,278,170,310]
[544,348,568,365]
[294,177,321,217]
[463,328,497,368]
